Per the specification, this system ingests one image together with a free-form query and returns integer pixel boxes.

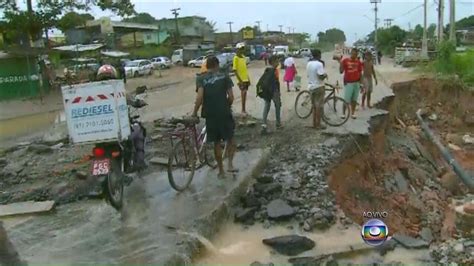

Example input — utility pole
[384,18,393,28]
[278,25,283,33]
[438,0,444,42]
[421,0,428,57]
[449,0,456,44]
[255,20,262,32]
[227,21,234,45]
[171,8,181,44]
[370,0,381,47]
[287,27,291,34]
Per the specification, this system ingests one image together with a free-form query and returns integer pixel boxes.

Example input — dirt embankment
[328,78,474,246]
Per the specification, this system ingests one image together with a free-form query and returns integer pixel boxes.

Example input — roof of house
[83,20,159,31]
[158,16,206,22]
[53,43,105,52]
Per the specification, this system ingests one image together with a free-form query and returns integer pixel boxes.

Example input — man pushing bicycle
[192,55,237,178]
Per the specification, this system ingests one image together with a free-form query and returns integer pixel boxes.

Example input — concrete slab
[149,156,169,165]
[3,148,269,264]
[0,201,55,217]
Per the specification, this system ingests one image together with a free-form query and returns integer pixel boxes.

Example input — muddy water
[0,110,65,140]
[194,222,430,265]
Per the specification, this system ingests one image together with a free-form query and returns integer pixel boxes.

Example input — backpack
[256,67,275,100]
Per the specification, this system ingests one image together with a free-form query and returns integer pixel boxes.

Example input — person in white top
[306,49,328,129]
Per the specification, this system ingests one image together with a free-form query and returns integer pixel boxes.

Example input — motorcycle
[90,96,147,210]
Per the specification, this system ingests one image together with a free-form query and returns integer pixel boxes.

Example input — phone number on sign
[74,119,114,130]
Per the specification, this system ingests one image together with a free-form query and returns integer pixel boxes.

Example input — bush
[310,42,333,52]
[430,41,474,86]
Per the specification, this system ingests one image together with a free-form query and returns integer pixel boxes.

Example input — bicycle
[166,117,225,191]
[295,82,350,127]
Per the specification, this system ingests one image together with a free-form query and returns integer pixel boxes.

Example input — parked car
[187,56,205,68]
[120,58,131,67]
[299,48,312,57]
[273,45,289,57]
[228,53,250,65]
[64,58,100,81]
[124,60,153,78]
[151,57,172,69]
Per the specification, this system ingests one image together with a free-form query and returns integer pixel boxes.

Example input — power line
[393,4,424,20]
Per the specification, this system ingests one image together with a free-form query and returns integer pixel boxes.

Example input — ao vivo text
[363,211,388,219]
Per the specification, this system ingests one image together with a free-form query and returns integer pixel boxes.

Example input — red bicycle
[166,117,222,191]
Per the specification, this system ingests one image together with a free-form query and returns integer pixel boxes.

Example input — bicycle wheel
[168,137,196,191]
[295,90,313,119]
[322,96,350,127]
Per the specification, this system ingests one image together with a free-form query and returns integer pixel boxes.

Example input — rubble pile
[0,141,92,204]
[431,238,474,264]
[234,138,343,231]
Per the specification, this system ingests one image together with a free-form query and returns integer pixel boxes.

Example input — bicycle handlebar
[324,82,338,89]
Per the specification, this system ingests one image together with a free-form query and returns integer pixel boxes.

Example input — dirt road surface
[0,52,407,265]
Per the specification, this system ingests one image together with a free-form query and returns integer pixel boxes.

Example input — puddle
[194,222,430,265]
[0,110,65,141]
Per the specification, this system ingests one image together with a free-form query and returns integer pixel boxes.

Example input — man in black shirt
[193,56,236,178]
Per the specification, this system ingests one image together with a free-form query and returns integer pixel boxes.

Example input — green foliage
[317,28,346,44]
[48,51,61,67]
[310,42,333,52]
[122,12,157,24]
[206,20,217,32]
[411,23,436,40]
[427,23,436,39]
[368,26,408,55]
[431,42,474,85]
[412,24,423,40]
[127,45,173,59]
[446,15,474,31]
[57,12,94,32]
[0,0,135,45]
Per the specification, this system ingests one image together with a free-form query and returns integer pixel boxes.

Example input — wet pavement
[3,149,267,264]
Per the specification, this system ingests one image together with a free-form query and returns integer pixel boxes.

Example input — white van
[273,45,289,57]
[171,49,183,64]
[299,48,311,57]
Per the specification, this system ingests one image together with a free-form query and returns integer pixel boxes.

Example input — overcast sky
[92,0,473,44]
[14,0,474,44]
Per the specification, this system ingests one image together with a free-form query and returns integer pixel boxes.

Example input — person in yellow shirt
[233,43,250,115]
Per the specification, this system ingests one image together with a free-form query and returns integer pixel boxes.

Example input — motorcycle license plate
[92,159,110,176]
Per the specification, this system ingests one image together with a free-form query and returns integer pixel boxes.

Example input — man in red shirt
[340,48,364,119]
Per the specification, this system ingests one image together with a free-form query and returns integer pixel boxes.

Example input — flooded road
[0,110,65,141]
[194,222,431,265]
[3,149,266,264]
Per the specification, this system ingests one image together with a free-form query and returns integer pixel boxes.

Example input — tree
[413,24,423,40]
[427,23,437,39]
[293,33,310,48]
[368,26,408,54]
[316,28,346,44]
[57,12,94,32]
[0,0,135,46]
[446,15,474,31]
[324,28,346,44]
[206,20,217,33]
[317,32,325,42]
[123,12,157,24]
